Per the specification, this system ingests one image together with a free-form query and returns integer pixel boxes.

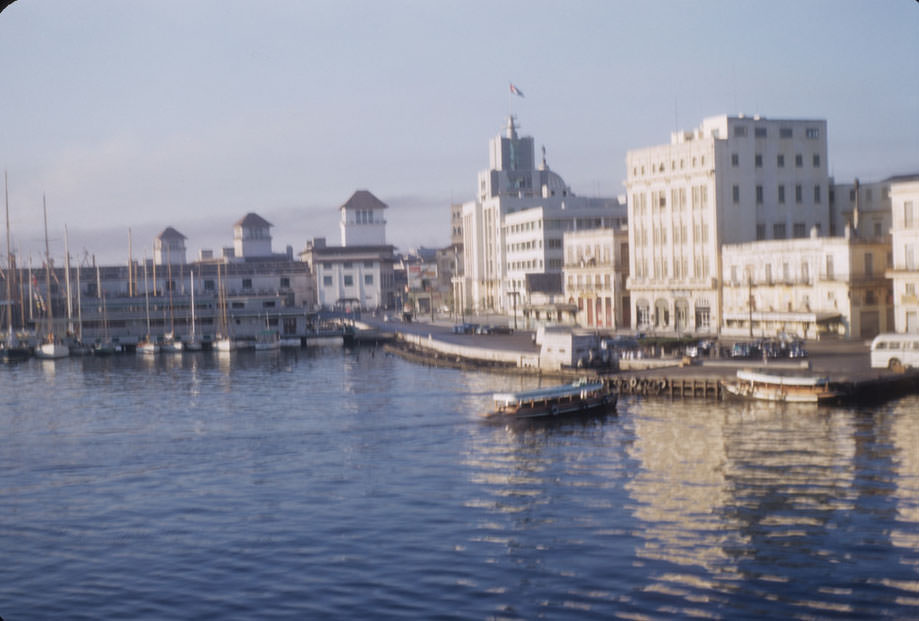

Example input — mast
[143,253,151,338]
[64,225,73,336]
[4,171,12,340]
[43,195,55,343]
[75,253,83,342]
[190,268,197,341]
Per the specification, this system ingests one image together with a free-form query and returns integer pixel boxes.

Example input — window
[323,276,333,286]
[242,278,252,290]
[865,253,873,276]
[343,275,354,287]
[826,255,834,280]
[731,153,739,167]
[734,125,747,137]
[814,185,822,203]
[765,264,773,283]
[778,185,786,204]
[756,223,766,240]
[342,262,352,268]
[795,184,803,203]
[793,222,806,238]
[777,154,785,168]
[364,274,373,285]
[801,261,810,283]
[755,154,763,168]
[732,185,740,204]
[773,223,786,239]
[806,127,820,138]
[865,290,876,305]
[905,201,915,228]
[780,127,793,138]
[756,185,764,204]
[813,154,821,167]
[795,154,803,168]
[364,261,374,268]
[280,277,290,288]
[783,263,790,282]
[204,280,215,291]
[755,127,767,138]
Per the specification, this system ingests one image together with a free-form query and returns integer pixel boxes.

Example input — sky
[1,0,917,266]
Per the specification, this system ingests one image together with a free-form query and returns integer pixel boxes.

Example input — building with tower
[154,226,187,266]
[234,213,274,259]
[460,116,626,314]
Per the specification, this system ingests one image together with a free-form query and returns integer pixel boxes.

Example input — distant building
[340,190,387,247]
[154,226,187,266]
[563,228,630,330]
[626,114,831,334]
[300,190,397,310]
[829,177,894,239]
[234,213,274,259]
[460,116,626,314]
[721,230,892,339]
[886,175,919,333]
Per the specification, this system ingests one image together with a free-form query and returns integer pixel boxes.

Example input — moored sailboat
[1,171,30,362]
[34,195,69,359]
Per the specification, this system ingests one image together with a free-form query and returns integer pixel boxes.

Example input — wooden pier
[607,375,722,400]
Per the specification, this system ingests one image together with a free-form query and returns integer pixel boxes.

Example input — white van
[870,333,919,370]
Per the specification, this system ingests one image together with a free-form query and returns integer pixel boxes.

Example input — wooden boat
[721,369,840,404]
[484,379,616,420]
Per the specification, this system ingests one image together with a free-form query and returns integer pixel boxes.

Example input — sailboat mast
[190,269,196,340]
[43,195,54,342]
[64,226,73,336]
[4,171,13,339]
[143,253,151,337]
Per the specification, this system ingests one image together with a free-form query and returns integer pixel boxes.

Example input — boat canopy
[736,369,829,387]
[492,380,604,406]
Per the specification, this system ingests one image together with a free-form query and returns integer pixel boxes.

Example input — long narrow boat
[721,369,840,404]
[484,379,616,420]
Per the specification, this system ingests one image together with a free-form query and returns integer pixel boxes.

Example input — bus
[869,333,919,370]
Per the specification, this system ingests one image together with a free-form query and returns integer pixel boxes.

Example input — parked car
[489,325,514,334]
[452,323,476,334]
[731,342,752,359]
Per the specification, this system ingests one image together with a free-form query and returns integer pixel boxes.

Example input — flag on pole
[509,83,525,98]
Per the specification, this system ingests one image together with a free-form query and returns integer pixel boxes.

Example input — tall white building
[461,116,626,313]
[625,114,831,334]
[154,226,187,266]
[886,176,919,333]
[234,213,273,259]
[340,190,387,247]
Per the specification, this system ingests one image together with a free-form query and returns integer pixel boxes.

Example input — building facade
[563,228,630,329]
[461,116,625,314]
[721,231,892,339]
[626,114,831,335]
[886,177,919,333]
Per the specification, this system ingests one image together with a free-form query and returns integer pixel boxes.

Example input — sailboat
[136,254,159,355]
[92,264,117,355]
[1,171,31,362]
[63,227,90,356]
[183,268,202,351]
[35,195,69,359]
[160,260,183,353]
[255,314,280,351]
[214,261,237,352]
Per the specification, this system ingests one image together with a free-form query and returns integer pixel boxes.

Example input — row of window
[733,125,820,139]
[322,274,374,287]
[734,184,822,205]
[633,156,707,177]
[321,261,376,269]
[755,222,822,240]
[634,223,710,248]
[633,255,711,281]
[731,152,821,168]
[632,185,709,213]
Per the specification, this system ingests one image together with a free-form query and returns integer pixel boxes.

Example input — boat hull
[721,370,840,404]
[485,382,617,420]
[35,343,70,359]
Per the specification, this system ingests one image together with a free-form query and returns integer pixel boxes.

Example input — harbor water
[1,347,918,619]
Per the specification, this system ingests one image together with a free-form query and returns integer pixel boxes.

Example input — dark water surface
[1,348,917,619]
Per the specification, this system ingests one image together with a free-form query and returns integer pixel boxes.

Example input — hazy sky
[1,0,917,265]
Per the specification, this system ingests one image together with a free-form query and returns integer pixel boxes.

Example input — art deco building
[460,116,625,313]
[626,114,831,334]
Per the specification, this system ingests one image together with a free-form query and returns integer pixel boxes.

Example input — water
[1,348,917,619]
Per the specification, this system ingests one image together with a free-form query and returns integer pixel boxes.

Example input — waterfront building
[154,227,187,266]
[234,212,275,259]
[299,190,397,311]
[563,228,630,329]
[886,175,919,333]
[460,116,626,314]
[721,228,892,339]
[829,178,894,239]
[626,114,831,334]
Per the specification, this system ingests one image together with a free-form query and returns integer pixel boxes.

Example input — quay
[365,318,919,406]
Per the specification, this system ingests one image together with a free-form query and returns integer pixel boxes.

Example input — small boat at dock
[721,369,840,404]
[484,379,616,420]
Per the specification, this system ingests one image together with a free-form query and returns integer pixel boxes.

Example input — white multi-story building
[154,226,187,266]
[563,228,630,329]
[234,213,274,259]
[461,116,626,313]
[300,191,397,310]
[626,114,831,334]
[886,176,919,333]
[722,230,892,339]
